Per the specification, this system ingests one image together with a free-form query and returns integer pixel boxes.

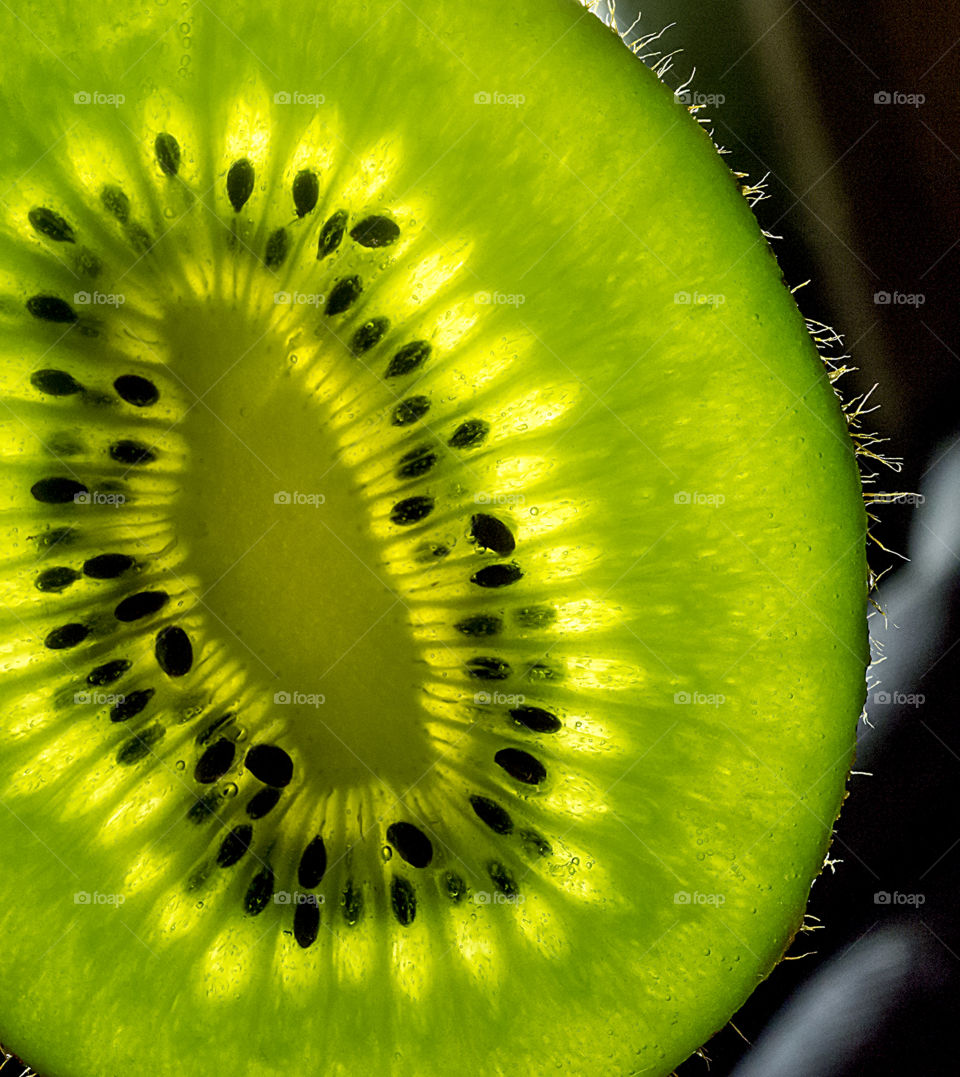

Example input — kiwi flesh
[0,1,868,1075]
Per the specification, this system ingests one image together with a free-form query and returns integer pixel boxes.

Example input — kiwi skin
[0,0,868,1075]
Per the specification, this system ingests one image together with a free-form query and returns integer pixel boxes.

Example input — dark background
[611,1,960,1074]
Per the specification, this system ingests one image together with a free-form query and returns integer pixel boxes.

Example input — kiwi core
[169,299,426,783]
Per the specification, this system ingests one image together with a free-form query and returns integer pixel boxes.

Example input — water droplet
[175,760,185,771]
[195,900,203,908]
[529,507,539,515]
[381,846,392,861]
[222,782,238,798]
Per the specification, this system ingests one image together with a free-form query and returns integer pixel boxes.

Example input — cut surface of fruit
[0,1,868,1075]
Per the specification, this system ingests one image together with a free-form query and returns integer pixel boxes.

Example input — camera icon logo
[274,691,291,705]
[874,91,891,104]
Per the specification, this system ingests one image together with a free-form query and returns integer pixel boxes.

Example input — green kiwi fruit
[0,1,868,1074]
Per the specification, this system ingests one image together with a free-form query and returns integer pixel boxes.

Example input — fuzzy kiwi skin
[0,1,867,1075]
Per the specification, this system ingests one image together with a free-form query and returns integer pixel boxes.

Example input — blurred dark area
[614,1,960,1074]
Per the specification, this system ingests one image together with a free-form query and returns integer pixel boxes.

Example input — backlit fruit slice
[0,1,868,1075]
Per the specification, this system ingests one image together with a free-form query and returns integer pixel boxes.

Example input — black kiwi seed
[187,792,220,825]
[217,824,253,868]
[244,867,275,916]
[470,514,516,556]
[317,209,347,259]
[391,876,416,925]
[264,228,289,269]
[292,169,319,217]
[44,623,89,650]
[28,207,75,243]
[109,440,156,465]
[391,396,430,426]
[471,563,523,589]
[350,317,390,356]
[31,369,83,396]
[226,158,255,212]
[26,295,78,323]
[35,567,80,592]
[154,133,181,176]
[396,447,437,479]
[244,744,293,787]
[467,656,511,681]
[87,658,131,686]
[386,821,434,868]
[297,836,327,888]
[83,553,134,579]
[520,829,553,857]
[444,872,466,902]
[510,705,562,734]
[454,614,502,637]
[469,795,514,834]
[390,496,434,526]
[110,688,155,722]
[341,882,362,926]
[293,900,320,948]
[34,526,76,550]
[116,724,164,766]
[385,340,430,378]
[488,861,519,899]
[100,185,130,223]
[494,747,547,785]
[125,222,153,254]
[195,737,236,783]
[155,626,193,677]
[350,214,401,248]
[113,375,159,407]
[31,477,87,504]
[246,787,280,819]
[114,591,169,622]
[449,419,489,449]
[325,275,362,316]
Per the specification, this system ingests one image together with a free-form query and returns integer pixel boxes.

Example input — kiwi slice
[0,1,868,1074]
